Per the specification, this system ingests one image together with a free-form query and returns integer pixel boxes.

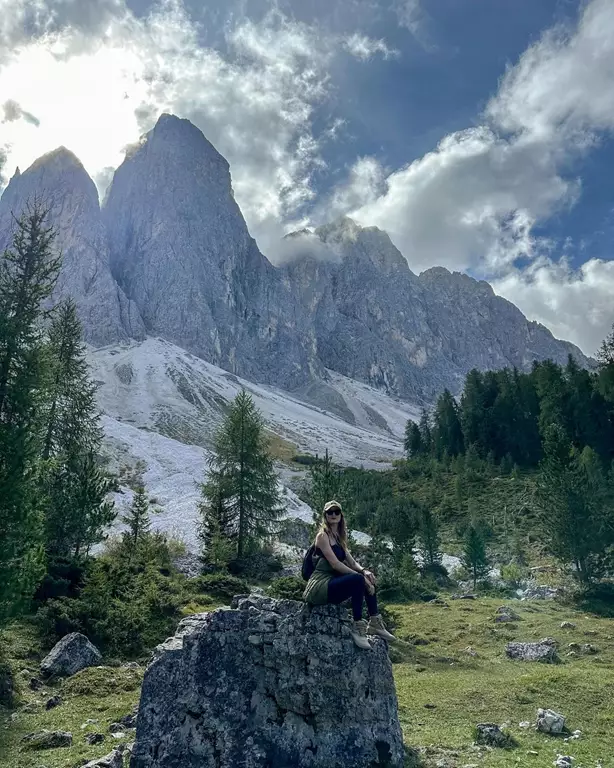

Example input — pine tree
[309,448,341,528]
[597,323,614,367]
[404,420,423,457]
[536,425,614,582]
[198,468,236,568]
[462,523,490,588]
[417,506,442,569]
[0,205,61,621]
[433,389,464,458]
[41,298,115,559]
[122,485,151,560]
[207,390,283,559]
[418,408,433,455]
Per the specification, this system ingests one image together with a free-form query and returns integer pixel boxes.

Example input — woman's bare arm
[316,532,356,575]
[344,551,364,573]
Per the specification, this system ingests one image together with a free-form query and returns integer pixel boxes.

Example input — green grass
[390,597,614,767]
[2,597,614,767]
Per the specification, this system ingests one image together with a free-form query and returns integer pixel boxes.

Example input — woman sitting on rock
[303,500,395,649]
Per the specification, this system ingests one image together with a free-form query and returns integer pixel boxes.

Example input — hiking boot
[367,614,396,642]
[350,619,372,649]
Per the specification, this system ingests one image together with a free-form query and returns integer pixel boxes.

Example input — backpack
[301,544,318,581]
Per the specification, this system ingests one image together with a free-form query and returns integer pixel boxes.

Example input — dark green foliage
[122,485,152,561]
[0,643,14,707]
[432,390,464,458]
[404,420,422,457]
[267,576,305,601]
[41,299,116,560]
[36,533,186,657]
[194,573,250,602]
[198,468,236,569]
[0,205,61,623]
[203,390,283,559]
[228,551,283,580]
[535,425,614,583]
[308,448,341,526]
[417,507,442,568]
[462,523,490,588]
[291,453,319,466]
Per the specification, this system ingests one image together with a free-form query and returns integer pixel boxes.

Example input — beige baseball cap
[323,500,342,513]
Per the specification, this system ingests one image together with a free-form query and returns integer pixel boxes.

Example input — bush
[500,562,526,590]
[0,652,14,708]
[292,454,319,466]
[35,597,86,645]
[195,573,250,602]
[267,576,305,601]
[578,580,614,617]
[228,552,283,580]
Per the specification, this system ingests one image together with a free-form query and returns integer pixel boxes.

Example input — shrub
[0,652,14,708]
[267,576,305,601]
[63,665,143,697]
[195,573,250,602]
[292,454,319,466]
[228,552,283,580]
[500,562,526,590]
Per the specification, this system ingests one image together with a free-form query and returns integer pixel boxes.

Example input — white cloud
[394,0,423,37]
[0,1,337,249]
[343,33,398,60]
[492,258,614,356]
[346,0,614,353]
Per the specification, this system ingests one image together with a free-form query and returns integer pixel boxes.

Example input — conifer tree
[433,389,464,458]
[122,485,151,560]
[418,408,433,454]
[462,523,490,588]
[41,298,115,559]
[206,390,283,558]
[0,205,60,621]
[198,467,236,568]
[404,420,423,457]
[536,425,614,582]
[309,448,341,527]
[417,506,442,569]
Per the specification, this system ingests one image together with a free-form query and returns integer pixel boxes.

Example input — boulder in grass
[537,708,566,735]
[495,606,521,623]
[82,749,124,768]
[475,723,515,748]
[505,638,559,663]
[40,633,102,679]
[21,729,73,749]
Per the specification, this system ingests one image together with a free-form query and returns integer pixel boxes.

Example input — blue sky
[1,0,614,354]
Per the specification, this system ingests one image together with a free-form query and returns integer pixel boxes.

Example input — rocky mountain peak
[420,266,495,297]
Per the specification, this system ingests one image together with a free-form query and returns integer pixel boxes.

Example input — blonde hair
[317,504,348,550]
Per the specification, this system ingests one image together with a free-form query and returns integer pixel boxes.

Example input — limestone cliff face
[0,148,144,345]
[102,114,318,390]
[131,596,405,768]
[0,116,591,402]
[281,218,591,400]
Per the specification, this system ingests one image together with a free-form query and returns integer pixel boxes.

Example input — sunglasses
[325,508,342,516]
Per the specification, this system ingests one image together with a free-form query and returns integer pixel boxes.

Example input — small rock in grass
[45,695,62,710]
[82,749,124,768]
[109,722,125,734]
[424,703,437,709]
[582,643,599,654]
[121,662,141,669]
[564,730,582,742]
[495,606,521,623]
[451,594,476,600]
[519,721,532,728]
[21,729,73,749]
[80,719,99,729]
[428,598,450,607]
[560,621,576,629]
[554,756,574,768]
[463,646,478,657]
[536,708,566,734]
[119,709,138,728]
[527,750,539,755]
[474,723,515,748]
[86,733,105,745]
[29,677,44,691]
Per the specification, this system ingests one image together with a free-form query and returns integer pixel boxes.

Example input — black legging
[327,572,378,621]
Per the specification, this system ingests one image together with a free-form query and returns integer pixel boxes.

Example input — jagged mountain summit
[102,114,319,391]
[0,147,145,346]
[0,114,591,404]
[280,217,590,399]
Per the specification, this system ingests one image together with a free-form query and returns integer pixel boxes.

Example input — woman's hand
[364,569,376,586]
[363,574,375,595]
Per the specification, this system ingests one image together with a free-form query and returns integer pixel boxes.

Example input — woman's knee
[347,573,364,592]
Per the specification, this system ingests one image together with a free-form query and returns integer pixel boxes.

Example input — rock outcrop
[0,149,145,345]
[40,632,102,678]
[505,638,559,663]
[130,596,405,768]
[102,114,319,391]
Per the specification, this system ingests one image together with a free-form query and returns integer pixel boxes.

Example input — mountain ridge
[0,113,591,403]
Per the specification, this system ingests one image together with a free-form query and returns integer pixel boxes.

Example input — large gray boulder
[505,638,559,663]
[40,632,102,678]
[130,596,405,768]
[83,749,124,768]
